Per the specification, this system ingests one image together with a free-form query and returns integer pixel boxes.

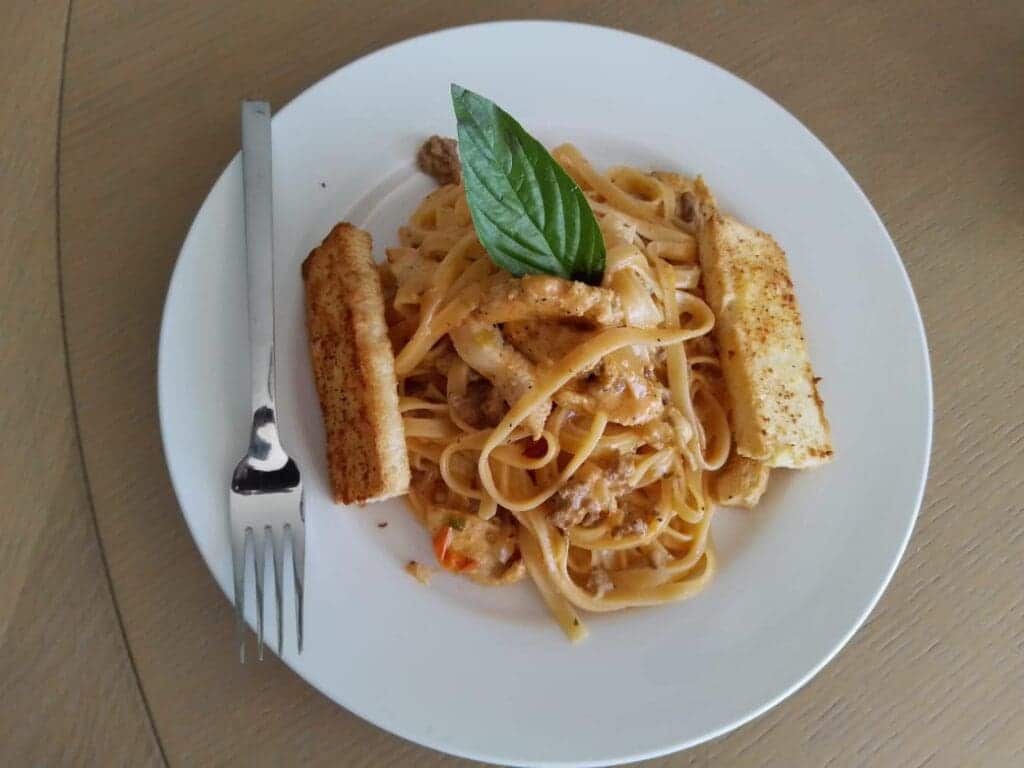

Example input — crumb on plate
[405,560,432,585]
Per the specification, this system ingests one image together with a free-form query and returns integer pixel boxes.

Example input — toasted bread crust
[696,182,833,468]
[302,223,410,503]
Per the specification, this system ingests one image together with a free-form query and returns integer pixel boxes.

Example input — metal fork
[229,100,305,663]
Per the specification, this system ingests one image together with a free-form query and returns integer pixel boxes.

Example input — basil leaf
[450,84,605,285]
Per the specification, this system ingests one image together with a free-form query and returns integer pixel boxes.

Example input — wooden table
[3,1,1021,765]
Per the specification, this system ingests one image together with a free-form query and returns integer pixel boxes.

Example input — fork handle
[241,101,289,470]
[241,101,277,418]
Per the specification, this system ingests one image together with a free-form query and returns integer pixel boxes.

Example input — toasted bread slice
[302,222,410,503]
[711,450,771,508]
[695,181,833,468]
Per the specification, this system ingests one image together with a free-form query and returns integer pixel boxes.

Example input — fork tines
[229,468,305,663]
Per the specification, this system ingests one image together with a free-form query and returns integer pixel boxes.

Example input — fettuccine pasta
[380,144,733,641]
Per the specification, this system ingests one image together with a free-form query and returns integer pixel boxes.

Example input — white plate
[159,21,931,768]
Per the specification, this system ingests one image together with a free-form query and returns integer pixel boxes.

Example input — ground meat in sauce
[648,546,669,568]
[613,517,648,538]
[449,377,506,430]
[480,386,507,425]
[548,457,636,530]
[584,354,665,426]
[587,568,614,598]
[416,135,461,185]
[639,419,674,450]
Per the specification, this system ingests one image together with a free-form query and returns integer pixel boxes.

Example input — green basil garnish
[450,84,605,285]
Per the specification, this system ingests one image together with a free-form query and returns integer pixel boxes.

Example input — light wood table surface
[3,1,1021,766]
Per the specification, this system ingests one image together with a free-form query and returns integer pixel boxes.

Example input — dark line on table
[54,1,171,765]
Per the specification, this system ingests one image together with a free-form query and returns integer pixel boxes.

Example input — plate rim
[157,20,933,767]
